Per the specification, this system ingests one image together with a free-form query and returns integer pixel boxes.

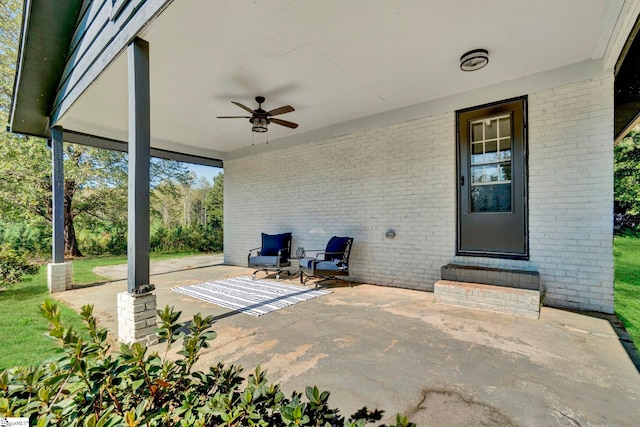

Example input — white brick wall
[225,113,455,291]
[224,74,614,313]
[528,75,614,313]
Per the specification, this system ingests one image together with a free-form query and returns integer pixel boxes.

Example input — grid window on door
[469,115,512,212]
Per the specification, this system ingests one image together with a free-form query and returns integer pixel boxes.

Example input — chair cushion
[324,236,350,261]
[299,257,315,269]
[314,260,341,271]
[261,232,292,257]
[249,256,278,265]
[250,256,281,267]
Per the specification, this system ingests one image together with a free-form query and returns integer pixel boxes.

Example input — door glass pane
[469,114,512,213]
[471,184,512,212]
[485,119,498,139]
[498,138,511,160]
[499,117,511,137]
[499,164,511,181]
[485,140,498,162]
[471,166,484,184]
[472,123,483,142]
[486,165,499,182]
[471,143,484,164]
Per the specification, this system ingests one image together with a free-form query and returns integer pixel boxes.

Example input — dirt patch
[408,389,517,427]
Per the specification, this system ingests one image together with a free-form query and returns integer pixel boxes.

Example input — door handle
[460,176,465,186]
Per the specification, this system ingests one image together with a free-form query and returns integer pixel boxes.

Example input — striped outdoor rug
[171,276,331,316]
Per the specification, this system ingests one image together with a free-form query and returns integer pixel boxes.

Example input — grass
[0,251,205,369]
[71,251,201,285]
[0,266,86,369]
[614,235,640,348]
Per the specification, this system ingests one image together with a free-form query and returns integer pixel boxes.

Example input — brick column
[117,292,158,346]
[47,262,73,293]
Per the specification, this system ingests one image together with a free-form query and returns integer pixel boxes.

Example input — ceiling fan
[216,96,299,133]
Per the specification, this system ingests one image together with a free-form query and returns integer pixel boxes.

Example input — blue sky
[187,163,222,183]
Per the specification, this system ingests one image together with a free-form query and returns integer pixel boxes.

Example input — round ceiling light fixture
[460,49,489,72]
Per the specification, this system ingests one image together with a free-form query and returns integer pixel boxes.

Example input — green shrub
[77,229,110,255]
[150,224,223,254]
[77,227,128,256]
[0,221,51,255]
[0,246,39,288]
[105,227,127,255]
[79,223,224,256]
[0,302,414,427]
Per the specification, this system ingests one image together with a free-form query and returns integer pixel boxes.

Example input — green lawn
[0,251,203,369]
[614,235,640,348]
[0,266,86,369]
[70,251,201,285]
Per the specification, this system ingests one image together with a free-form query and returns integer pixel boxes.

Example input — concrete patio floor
[55,254,640,426]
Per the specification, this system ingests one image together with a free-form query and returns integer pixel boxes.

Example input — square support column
[47,126,72,293]
[127,37,151,294]
[119,37,156,344]
[51,127,65,263]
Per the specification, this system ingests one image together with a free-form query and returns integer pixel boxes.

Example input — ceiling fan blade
[267,105,294,116]
[271,118,299,129]
[216,116,251,119]
[231,101,255,114]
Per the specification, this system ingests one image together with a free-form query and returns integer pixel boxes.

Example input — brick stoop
[441,264,539,290]
[434,280,540,319]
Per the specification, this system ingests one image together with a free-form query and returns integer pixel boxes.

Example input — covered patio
[10,1,640,397]
[53,255,640,426]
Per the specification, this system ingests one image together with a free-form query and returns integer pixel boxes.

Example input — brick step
[434,280,540,319]
[441,264,540,290]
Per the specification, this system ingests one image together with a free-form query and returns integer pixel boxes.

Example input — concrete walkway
[55,255,640,426]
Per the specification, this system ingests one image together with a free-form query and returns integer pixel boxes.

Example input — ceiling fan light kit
[217,96,299,133]
[251,117,268,133]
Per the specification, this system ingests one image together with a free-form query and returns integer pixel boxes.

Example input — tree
[0,0,191,256]
[191,176,212,226]
[0,0,21,112]
[205,172,224,229]
[614,125,640,230]
[0,131,192,257]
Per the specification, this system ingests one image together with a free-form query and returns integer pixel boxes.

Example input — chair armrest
[248,247,262,258]
[277,247,291,258]
[299,249,324,259]
[276,247,292,268]
[324,251,345,258]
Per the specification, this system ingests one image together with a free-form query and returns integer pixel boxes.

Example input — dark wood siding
[50,0,173,124]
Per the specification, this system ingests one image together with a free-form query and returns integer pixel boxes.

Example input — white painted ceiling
[57,0,625,160]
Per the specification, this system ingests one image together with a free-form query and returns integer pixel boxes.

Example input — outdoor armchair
[299,236,354,286]
[248,232,292,280]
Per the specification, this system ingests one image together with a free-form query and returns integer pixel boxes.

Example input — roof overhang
[10,1,640,159]
[9,0,82,137]
[615,12,640,142]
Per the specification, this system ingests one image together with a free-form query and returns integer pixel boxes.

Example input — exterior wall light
[460,49,489,71]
